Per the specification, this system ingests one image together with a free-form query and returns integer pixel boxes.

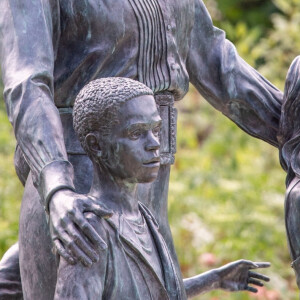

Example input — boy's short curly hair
[73,77,153,154]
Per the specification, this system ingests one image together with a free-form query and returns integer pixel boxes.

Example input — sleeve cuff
[39,160,76,213]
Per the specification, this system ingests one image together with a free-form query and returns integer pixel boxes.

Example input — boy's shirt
[54,202,187,300]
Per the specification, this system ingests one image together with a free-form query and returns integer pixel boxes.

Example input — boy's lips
[143,157,160,167]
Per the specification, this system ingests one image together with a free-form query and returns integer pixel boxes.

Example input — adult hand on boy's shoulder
[216,260,270,293]
[48,189,113,267]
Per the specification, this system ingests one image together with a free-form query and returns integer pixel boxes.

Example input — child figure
[53,77,269,299]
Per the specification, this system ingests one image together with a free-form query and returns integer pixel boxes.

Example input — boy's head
[73,77,162,183]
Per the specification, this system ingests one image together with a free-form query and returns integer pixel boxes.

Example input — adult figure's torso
[53,0,194,107]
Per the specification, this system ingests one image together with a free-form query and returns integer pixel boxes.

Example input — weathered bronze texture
[0,0,283,298]
[278,56,300,290]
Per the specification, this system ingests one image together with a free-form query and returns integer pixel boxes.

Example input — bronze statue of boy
[40,77,271,299]
[0,1,283,298]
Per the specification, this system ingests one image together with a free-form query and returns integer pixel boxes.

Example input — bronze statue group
[0,0,299,299]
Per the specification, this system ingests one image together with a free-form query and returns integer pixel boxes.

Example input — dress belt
[59,92,177,165]
[154,92,177,165]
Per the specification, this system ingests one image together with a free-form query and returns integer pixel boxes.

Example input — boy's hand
[216,260,270,293]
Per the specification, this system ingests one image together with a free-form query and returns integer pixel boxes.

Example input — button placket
[171,63,180,71]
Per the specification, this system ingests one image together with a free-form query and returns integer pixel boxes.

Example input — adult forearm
[3,73,76,204]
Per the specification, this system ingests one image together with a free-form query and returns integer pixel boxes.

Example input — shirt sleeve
[0,0,75,206]
[186,0,283,147]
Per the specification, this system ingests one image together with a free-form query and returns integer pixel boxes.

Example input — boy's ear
[85,133,102,158]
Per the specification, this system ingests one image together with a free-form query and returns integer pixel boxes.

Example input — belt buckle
[154,92,177,165]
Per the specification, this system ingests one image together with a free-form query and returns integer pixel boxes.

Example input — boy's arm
[54,213,109,299]
[184,260,270,298]
[187,0,283,147]
[183,269,219,297]
[54,252,107,299]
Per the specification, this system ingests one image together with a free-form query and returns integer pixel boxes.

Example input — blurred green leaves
[169,89,291,299]
[258,0,300,89]
[0,82,23,256]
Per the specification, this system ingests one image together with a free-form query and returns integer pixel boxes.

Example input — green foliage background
[1,0,300,298]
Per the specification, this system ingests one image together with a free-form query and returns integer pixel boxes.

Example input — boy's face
[103,95,162,183]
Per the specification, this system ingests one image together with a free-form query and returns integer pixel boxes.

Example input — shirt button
[167,24,172,31]
[171,63,179,71]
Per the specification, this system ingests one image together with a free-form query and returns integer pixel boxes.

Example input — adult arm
[0,0,110,265]
[187,0,283,147]
[184,260,270,298]
[0,0,71,199]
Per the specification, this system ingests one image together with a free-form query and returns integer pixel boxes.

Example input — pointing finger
[251,262,271,269]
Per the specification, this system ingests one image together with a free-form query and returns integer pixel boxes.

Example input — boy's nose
[145,131,160,151]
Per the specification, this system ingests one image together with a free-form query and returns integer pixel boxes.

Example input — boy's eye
[152,126,160,137]
[129,130,142,140]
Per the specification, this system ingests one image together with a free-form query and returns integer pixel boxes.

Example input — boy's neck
[88,162,140,218]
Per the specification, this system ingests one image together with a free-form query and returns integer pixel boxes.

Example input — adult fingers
[72,212,107,250]
[66,224,99,263]
[83,200,113,219]
[58,231,94,267]
[248,278,264,287]
[249,271,270,282]
[53,239,76,265]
